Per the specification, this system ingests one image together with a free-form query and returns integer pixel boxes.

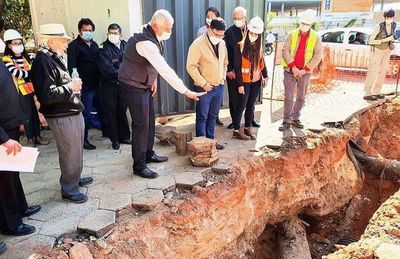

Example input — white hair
[233,6,247,17]
[151,9,174,26]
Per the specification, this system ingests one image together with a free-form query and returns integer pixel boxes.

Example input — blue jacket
[99,39,127,83]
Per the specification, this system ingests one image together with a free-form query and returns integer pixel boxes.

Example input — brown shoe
[216,143,225,150]
[244,127,256,140]
[233,129,250,140]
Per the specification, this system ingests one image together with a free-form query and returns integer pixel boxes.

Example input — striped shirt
[3,56,29,79]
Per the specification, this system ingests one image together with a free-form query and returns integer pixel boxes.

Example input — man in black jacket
[68,18,102,150]
[31,23,93,204]
[99,23,130,150]
[0,18,40,239]
[224,7,261,129]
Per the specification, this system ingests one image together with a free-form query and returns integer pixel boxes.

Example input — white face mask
[234,19,245,28]
[300,24,311,33]
[108,34,121,44]
[249,35,258,43]
[206,18,213,26]
[12,45,24,55]
[209,35,222,45]
[0,39,5,54]
[157,31,172,41]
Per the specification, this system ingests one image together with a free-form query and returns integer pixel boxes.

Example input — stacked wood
[173,130,193,156]
[187,137,219,167]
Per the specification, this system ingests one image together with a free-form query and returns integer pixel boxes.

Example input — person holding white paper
[0,18,41,237]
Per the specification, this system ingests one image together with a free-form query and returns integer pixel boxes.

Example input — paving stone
[22,180,45,195]
[39,214,80,237]
[131,189,164,210]
[65,198,100,218]
[28,201,67,222]
[174,172,204,189]
[99,193,132,211]
[1,234,55,259]
[86,183,115,198]
[25,188,58,205]
[114,178,147,195]
[146,176,176,192]
[211,163,232,174]
[78,209,115,237]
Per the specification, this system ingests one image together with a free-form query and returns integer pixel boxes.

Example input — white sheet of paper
[0,146,39,172]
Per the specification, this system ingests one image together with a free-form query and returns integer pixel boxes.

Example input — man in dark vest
[0,18,40,242]
[119,9,205,179]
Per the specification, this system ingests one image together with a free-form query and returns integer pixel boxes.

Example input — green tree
[2,0,32,41]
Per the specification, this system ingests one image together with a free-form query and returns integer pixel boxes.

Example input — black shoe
[0,242,6,255]
[252,119,261,128]
[112,142,120,150]
[134,167,159,179]
[146,154,169,163]
[119,139,132,145]
[227,123,234,129]
[62,193,88,203]
[78,177,93,187]
[216,118,224,126]
[363,95,378,101]
[279,122,291,131]
[22,205,41,218]
[374,94,385,99]
[1,224,36,236]
[216,143,225,150]
[83,140,96,150]
[291,120,304,129]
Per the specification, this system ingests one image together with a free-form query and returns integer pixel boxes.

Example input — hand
[70,78,82,93]
[2,139,22,156]
[227,71,236,80]
[298,69,306,77]
[151,81,158,97]
[238,86,245,95]
[203,83,213,92]
[262,78,268,88]
[19,124,25,133]
[292,67,300,78]
[183,90,206,101]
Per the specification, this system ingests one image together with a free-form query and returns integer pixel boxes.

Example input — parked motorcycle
[265,32,276,56]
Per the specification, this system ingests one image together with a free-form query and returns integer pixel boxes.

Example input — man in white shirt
[118,9,205,179]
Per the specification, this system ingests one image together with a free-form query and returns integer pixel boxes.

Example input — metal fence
[142,0,267,115]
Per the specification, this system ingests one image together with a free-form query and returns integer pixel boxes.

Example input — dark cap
[384,9,395,18]
[210,18,226,31]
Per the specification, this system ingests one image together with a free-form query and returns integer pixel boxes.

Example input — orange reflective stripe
[11,57,34,95]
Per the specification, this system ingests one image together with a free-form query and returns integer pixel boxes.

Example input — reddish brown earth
[39,98,400,259]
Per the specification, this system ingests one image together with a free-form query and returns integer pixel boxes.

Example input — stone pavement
[0,81,397,258]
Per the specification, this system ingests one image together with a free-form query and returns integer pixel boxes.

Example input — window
[321,31,345,44]
[348,31,370,45]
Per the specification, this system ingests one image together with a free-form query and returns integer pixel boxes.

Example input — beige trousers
[364,47,391,96]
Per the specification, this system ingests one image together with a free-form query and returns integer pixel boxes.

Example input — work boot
[291,120,304,129]
[233,129,250,140]
[244,127,256,140]
[363,95,378,101]
[278,122,291,131]
[34,136,49,145]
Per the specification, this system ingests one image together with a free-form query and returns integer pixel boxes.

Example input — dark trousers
[195,85,224,139]
[233,80,262,130]
[93,90,108,136]
[81,88,97,141]
[227,77,239,123]
[120,82,155,171]
[0,128,28,232]
[100,81,130,144]
[20,94,41,139]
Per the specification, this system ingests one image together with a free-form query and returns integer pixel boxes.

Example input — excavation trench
[42,98,400,259]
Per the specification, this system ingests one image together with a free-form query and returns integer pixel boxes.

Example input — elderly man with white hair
[119,9,205,179]
[31,24,93,203]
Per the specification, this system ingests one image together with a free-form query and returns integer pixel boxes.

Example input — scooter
[265,33,276,56]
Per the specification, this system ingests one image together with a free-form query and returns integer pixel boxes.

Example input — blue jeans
[81,88,97,141]
[195,84,224,139]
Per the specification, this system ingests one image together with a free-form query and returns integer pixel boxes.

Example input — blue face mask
[81,31,93,41]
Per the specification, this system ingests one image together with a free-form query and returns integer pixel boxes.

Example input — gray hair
[233,6,247,17]
[151,9,174,26]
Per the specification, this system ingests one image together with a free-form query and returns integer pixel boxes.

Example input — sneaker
[233,130,250,140]
[291,120,304,129]
[279,122,291,131]
[244,127,256,140]
[363,95,378,101]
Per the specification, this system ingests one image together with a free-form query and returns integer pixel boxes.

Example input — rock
[175,172,204,190]
[95,238,108,249]
[132,189,164,210]
[78,210,116,237]
[387,228,400,237]
[155,125,176,145]
[62,238,73,245]
[187,137,219,167]
[310,233,331,245]
[69,243,93,259]
[173,130,192,155]
[375,243,400,258]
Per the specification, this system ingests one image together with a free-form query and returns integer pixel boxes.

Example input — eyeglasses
[108,32,121,36]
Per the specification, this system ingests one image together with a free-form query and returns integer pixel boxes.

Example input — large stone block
[78,209,115,237]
